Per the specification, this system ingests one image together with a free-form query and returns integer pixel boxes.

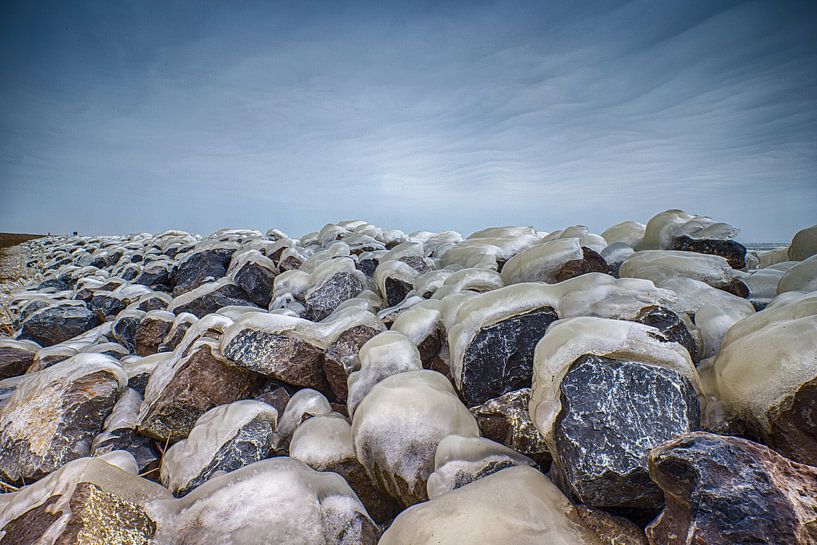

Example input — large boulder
[167,278,258,318]
[0,339,38,379]
[0,354,126,484]
[160,400,277,496]
[147,458,380,545]
[228,250,278,307]
[530,317,702,516]
[18,302,101,347]
[133,310,174,356]
[647,432,817,545]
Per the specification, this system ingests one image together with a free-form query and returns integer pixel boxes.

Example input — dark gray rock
[18,303,101,347]
[0,340,38,379]
[384,277,413,307]
[232,261,277,307]
[647,432,817,545]
[171,250,231,296]
[323,325,382,402]
[89,293,127,318]
[304,272,365,322]
[635,306,700,363]
[670,235,747,270]
[552,355,700,516]
[112,311,145,353]
[169,282,258,318]
[461,308,558,407]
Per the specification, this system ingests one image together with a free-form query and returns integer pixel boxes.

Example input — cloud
[1,0,815,240]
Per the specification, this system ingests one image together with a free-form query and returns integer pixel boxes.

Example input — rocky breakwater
[0,213,815,545]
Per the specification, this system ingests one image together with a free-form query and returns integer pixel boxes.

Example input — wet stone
[670,235,747,270]
[635,306,700,363]
[171,250,230,296]
[0,340,37,379]
[18,304,101,347]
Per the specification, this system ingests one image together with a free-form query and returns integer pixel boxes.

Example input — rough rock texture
[552,355,700,515]
[553,246,610,283]
[461,307,557,407]
[88,293,126,319]
[766,375,817,467]
[18,304,101,347]
[635,306,700,363]
[137,345,264,443]
[170,282,257,318]
[0,362,124,484]
[576,506,648,545]
[384,277,414,307]
[323,325,381,402]
[232,261,276,307]
[470,388,551,467]
[133,313,173,356]
[304,271,365,321]
[111,312,143,353]
[670,235,747,269]
[222,329,329,391]
[171,250,229,296]
[0,340,37,379]
[647,432,817,545]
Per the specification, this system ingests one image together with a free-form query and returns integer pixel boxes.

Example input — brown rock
[647,431,817,545]
[323,325,381,402]
[553,246,610,283]
[134,312,174,356]
[766,374,817,468]
[0,339,38,379]
[576,506,648,545]
[137,343,264,443]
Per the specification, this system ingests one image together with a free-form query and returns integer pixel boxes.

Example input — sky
[1,0,815,241]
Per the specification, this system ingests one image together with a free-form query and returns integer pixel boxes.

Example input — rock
[0,454,170,545]
[167,278,258,318]
[0,339,38,379]
[380,466,619,545]
[351,370,479,507]
[449,284,560,407]
[470,388,550,467]
[426,434,537,498]
[274,388,333,452]
[160,400,277,496]
[147,458,381,545]
[777,254,817,294]
[18,303,101,347]
[620,250,748,296]
[160,312,197,351]
[137,341,264,443]
[323,324,382,402]
[602,220,646,247]
[290,414,399,523]
[712,293,817,465]
[635,305,700,362]
[552,246,610,282]
[634,209,739,251]
[670,235,747,269]
[170,249,231,296]
[0,354,126,484]
[789,223,817,261]
[133,310,174,356]
[229,250,277,307]
[391,299,446,368]
[92,388,159,475]
[375,260,420,307]
[552,354,700,515]
[111,309,145,353]
[647,432,817,545]
[530,317,703,516]
[575,506,648,545]
[304,258,366,321]
[88,291,127,319]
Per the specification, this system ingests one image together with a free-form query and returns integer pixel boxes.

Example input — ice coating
[160,400,277,495]
[788,224,817,261]
[777,254,817,293]
[555,273,676,320]
[275,389,333,449]
[374,259,420,294]
[657,277,754,317]
[227,249,278,277]
[620,250,739,288]
[432,267,503,297]
[602,220,646,247]
[439,231,540,270]
[635,209,739,250]
[351,370,479,506]
[380,465,599,545]
[713,294,817,433]
[347,331,423,416]
[694,303,755,359]
[0,455,170,545]
[530,317,701,443]
[147,457,379,545]
[412,269,456,297]
[743,268,787,304]
[289,414,356,469]
[391,299,444,348]
[426,434,536,498]
[500,237,584,285]
[166,277,247,314]
[100,387,143,433]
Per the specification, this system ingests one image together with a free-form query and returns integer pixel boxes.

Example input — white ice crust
[289,414,355,469]
[620,250,738,288]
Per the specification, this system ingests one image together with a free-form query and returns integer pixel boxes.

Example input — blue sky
[1,0,815,240]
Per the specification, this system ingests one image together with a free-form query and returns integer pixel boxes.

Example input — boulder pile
[0,212,816,544]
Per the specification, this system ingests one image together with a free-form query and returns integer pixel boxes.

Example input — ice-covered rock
[669,235,747,269]
[274,388,333,452]
[290,413,399,523]
[391,298,446,368]
[0,339,38,379]
[380,465,626,545]
[322,320,384,402]
[137,340,264,443]
[170,245,235,296]
[167,278,258,318]
[228,249,278,307]
[531,317,702,514]
[0,354,127,484]
[0,454,170,545]
[635,209,739,251]
[160,400,277,496]
[500,237,608,286]
[777,254,817,293]
[351,370,479,506]
[601,220,646,247]
[789,223,817,261]
[647,432,817,545]
[91,388,159,474]
[426,434,536,498]
[133,309,174,356]
[303,257,366,321]
[712,293,817,465]
[620,250,748,296]
[147,458,381,545]
[18,302,101,347]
